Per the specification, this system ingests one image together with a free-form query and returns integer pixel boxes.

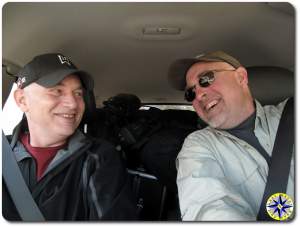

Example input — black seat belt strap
[2,131,45,221]
[257,98,294,220]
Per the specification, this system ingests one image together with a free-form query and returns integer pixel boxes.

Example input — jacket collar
[11,119,90,164]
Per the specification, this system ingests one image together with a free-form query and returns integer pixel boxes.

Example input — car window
[141,104,194,111]
[2,83,23,135]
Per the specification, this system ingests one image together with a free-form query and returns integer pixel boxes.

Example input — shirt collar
[254,99,269,132]
[13,128,89,163]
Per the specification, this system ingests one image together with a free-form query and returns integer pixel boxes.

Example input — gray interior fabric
[2,2,294,105]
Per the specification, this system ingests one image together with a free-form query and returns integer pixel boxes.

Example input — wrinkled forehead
[24,74,83,92]
[186,61,234,79]
[185,61,234,88]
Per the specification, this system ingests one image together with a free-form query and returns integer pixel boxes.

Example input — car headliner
[2,2,295,106]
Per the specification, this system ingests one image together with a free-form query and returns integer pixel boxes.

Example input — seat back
[247,66,294,105]
[80,89,97,135]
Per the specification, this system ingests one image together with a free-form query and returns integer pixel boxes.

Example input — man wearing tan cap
[168,51,294,221]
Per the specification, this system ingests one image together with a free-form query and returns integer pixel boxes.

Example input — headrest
[80,89,97,135]
[247,66,294,105]
[103,94,141,118]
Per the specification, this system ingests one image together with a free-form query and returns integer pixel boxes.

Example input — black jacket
[3,122,137,221]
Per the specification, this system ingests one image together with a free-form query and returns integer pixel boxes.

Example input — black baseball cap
[15,53,94,90]
[168,51,242,90]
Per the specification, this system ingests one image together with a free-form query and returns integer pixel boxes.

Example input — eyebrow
[197,70,211,78]
[56,81,83,90]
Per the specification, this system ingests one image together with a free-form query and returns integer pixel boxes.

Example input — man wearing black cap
[168,51,294,220]
[3,53,137,221]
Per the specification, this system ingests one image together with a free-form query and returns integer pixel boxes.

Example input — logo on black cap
[17,76,26,88]
[57,54,72,66]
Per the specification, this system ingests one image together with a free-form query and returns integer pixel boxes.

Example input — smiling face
[14,74,85,147]
[185,61,255,129]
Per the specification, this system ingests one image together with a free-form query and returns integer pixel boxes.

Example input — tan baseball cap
[168,51,242,90]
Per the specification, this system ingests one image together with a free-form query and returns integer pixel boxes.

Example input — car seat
[246,66,294,105]
[79,89,97,136]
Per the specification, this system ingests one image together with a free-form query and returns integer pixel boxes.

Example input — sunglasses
[184,69,236,102]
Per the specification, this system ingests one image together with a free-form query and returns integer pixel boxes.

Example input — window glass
[140,104,194,111]
[2,83,23,135]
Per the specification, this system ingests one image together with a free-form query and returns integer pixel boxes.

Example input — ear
[235,67,248,85]
[14,88,28,112]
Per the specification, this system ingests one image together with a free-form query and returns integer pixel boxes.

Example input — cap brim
[168,51,242,91]
[36,69,94,90]
[168,58,199,91]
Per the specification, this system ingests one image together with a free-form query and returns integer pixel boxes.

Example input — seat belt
[257,98,294,221]
[2,131,45,221]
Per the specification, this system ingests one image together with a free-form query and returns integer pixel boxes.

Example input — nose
[62,93,78,109]
[194,86,208,101]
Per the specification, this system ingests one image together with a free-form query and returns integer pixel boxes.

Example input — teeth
[206,100,218,111]
[62,114,75,118]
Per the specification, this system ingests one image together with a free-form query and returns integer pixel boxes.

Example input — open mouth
[205,99,219,112]
[62,114,75,119]
[55,113,76,120]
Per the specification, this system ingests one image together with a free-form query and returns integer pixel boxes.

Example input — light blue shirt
[176,99,294,221]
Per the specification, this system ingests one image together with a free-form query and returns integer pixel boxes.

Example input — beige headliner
[2,2,295,106]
